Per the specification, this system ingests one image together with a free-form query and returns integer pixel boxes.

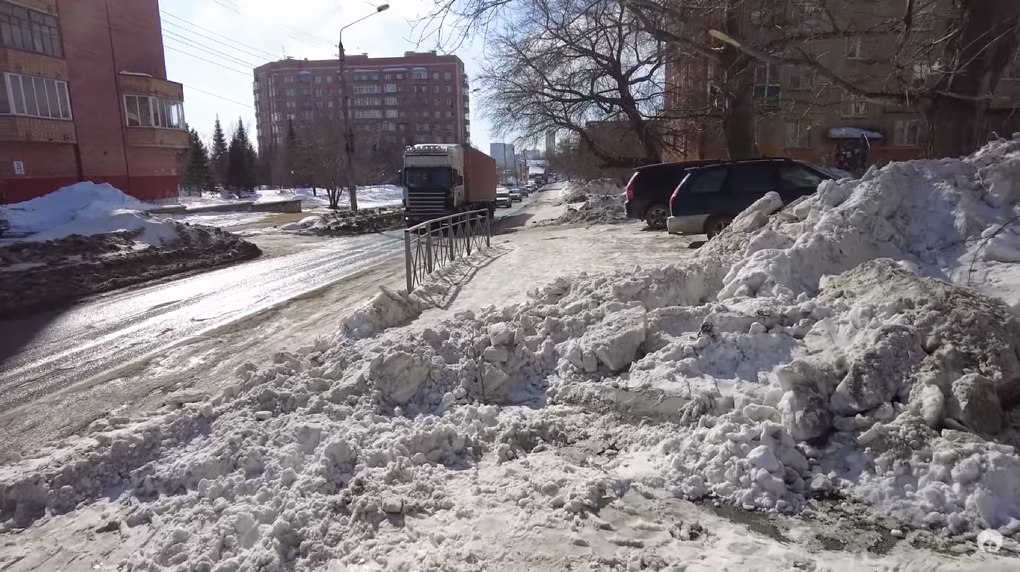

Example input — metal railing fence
[404,209,491,292]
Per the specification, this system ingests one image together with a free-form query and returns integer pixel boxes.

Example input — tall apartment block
[663,0,1020,169]
[253,52,470,158]
[489,142,514,169]
[0,0,187,203]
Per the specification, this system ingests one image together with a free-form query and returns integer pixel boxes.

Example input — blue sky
[161,0,494,152]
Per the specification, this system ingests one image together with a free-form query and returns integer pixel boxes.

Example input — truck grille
[406,189,449,217]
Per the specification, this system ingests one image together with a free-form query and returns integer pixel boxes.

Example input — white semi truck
[402,144,498,226]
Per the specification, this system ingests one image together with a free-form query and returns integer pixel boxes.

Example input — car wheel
[644,205,669,230]
[704,214,734,239]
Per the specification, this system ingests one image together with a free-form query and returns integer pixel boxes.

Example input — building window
[124,94,184,129]
[353,109,383,119]
[445,98,452,106]
[314,76,322,83]
[3,72,71,119]
[285,101,296,108]
[445,85,452,93]
[315,88,323,96]
[846,37,863,59]
[300,111,312,120]
[371,74,378,80]
[840,94,867,117]
[284,76,295,83]
[447,111,454,118]
[353,84,380,94]
[784,121,810,148]
[385,109,398,118]
[0,2,62,57]
[433,72,439,80]
[385,83,397,93]
[328,101,333,107]
[434,98,439,105]
[433,85,439,93]
[384,96,398,106]
[787,65,814,91]
[316,101,323,108]
[444,72,452,80]
[894,119,922,146]
[911,60,931,87]
[434,110,440,118]
[285,89,295,96]
[413,68,427,79]
[753,65,781,107]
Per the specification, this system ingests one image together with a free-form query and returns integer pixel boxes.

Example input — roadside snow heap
[6,139,1020,569]
[560,178,624,204]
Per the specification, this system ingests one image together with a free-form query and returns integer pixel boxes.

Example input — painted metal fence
[404,209,491,292]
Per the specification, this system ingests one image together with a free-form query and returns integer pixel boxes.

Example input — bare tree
[419,0,1019,159]
[293,118,349,209]
[477,0,683,169]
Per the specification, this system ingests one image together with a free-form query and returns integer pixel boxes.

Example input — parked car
[510,188,522,202]
[667,158,835,238]
[625,160,722,230]
[0,215,8,237]
[496,187,513,208]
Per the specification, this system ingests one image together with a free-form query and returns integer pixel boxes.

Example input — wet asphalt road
[0,195,539,414]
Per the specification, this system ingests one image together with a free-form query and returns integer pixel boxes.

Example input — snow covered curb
[279,206,405,235]
[0,219,261,318]
[5,139,1020,569]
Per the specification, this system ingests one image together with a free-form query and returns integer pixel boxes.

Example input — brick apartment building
[252,51,470,183]
[663,0,1020,170]
[0,0,186,203]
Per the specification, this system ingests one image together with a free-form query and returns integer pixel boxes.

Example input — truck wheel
[644,205,669,230]
[704,214,733,239]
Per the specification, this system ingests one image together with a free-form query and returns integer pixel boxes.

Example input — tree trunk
[721,49,757,159]
[926,0,1020,158]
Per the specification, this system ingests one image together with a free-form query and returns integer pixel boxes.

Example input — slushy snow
[5,139,1020,569]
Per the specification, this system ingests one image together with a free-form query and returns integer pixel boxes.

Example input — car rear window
[727,164,776,193]
[686,168,727,194]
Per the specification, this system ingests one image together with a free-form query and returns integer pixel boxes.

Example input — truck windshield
[405,167,453,189]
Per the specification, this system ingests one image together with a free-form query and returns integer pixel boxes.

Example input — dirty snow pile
[560,178,624,204]
[6,140,1020,569]
[551,193,628,226]
[1,181,149,234]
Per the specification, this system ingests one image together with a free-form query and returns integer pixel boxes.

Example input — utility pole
[338,3,390,213]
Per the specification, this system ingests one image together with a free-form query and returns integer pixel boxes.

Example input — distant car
[509,188,522,202]
[667,158,835,238]
[496,187,513,208]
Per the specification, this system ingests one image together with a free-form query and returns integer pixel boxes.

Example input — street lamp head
[376,3,390,11]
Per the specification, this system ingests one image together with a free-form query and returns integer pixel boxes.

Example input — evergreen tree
[226,119,257,197]
[181,128,215,194]
[210,116,229,188]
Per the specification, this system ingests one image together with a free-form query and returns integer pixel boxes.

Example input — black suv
[667,158,834,238]
[625,160,721,230]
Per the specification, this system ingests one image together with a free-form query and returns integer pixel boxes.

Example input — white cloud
[165,0,491,152]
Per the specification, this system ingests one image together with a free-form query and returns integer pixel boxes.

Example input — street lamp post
[338,3,389,212]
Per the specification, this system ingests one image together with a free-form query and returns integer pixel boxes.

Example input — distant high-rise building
[545,131,556,156]
[489,142,515,169]
[253,51,471,184]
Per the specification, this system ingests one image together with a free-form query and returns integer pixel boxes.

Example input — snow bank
[27,209,187,246]
[1,182,147,234]
[550,193,627,226]
[560,178,624,204]
[6,140,1020,568]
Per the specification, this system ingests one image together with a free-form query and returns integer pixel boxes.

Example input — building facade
[663,0,1020,170]
[253,52,470,170]
[489,142,514,170]
[0,0,187,203]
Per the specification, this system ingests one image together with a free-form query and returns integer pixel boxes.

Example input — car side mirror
[455,175,464,185]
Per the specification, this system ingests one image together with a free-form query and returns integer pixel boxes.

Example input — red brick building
[0,0,187,203]
[253,52,471,183]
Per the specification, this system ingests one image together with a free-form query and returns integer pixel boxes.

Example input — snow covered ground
[178,186,404,211]
[4,141,1020,571]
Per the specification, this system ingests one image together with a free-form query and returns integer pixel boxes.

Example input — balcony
[125,127,188,149]
[0,115,75,143]
[118,73,184,101]
[0,47,67,79]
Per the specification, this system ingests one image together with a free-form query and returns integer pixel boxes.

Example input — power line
[162,28,262,70]
[181,83,255,109]
[164,44,252,77]
[205,0,335,51]
[160,10,279,60]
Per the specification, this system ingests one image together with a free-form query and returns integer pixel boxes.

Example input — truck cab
[403,144,497,226]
